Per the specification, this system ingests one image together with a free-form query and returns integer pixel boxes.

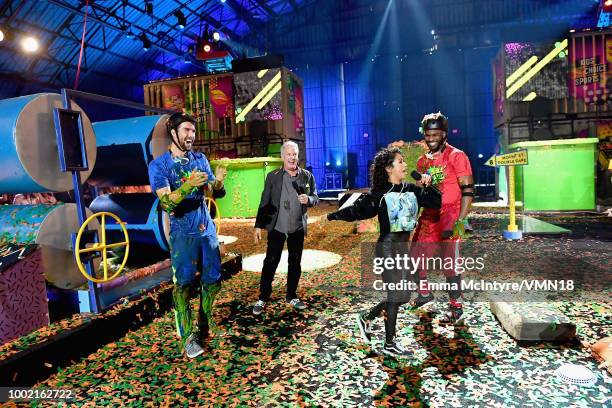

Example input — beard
[428,137,447,153]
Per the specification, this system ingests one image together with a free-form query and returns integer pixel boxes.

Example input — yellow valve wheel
[75,211,129,283]
[205,197,222,235]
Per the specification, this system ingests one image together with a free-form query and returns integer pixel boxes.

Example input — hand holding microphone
[292,181,309,205]
[411,170,433,187]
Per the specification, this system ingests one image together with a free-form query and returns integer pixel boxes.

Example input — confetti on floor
[3,207,610,407]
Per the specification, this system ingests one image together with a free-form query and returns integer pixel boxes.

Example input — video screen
[56,109,86,170]
[233,68,283,122]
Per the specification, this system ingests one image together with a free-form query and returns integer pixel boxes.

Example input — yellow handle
[205,197,222,235]
[75,211,130,283]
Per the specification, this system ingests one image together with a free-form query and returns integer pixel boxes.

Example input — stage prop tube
[0,93,97,193]
[89,115,170,187]
[97,259,171,291]
[89,193,170,252]
[0,204,100,290]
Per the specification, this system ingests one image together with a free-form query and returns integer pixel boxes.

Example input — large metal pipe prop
[89,193,170,252]
[97,259,171,292]
[0,93,97,193]
[0,204,100,290]
[89,115,170,187]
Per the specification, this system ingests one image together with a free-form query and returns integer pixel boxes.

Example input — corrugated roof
[0,0,308,99]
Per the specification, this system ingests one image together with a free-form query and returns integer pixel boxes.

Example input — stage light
[325,161,330,166]
[431,29,435,35]
[145,0,153,15]
[220,0,227,3]
[21,36,40,53]
[212,31,220,41]
[203,44,211,52]
[604,0,612,12]
[569,29,576,33]
[478,154,484,159]
[140,34,151,51]
[174,11,186,30]
[336,160,342,167]
[0,28,4,42]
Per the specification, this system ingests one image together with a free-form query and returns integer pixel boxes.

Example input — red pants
[412,205,462,302]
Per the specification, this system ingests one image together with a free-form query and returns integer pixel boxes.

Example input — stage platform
[0,209,609,407]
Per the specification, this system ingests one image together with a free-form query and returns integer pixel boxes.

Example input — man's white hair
[281,141,299,157]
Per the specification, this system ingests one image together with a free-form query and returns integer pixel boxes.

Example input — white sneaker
[253,300,266,315]
[288,298,306,310]
[184,334,204,359]
[381,337,409,358]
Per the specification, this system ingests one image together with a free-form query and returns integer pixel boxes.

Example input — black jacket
[255,167,319,235]
[327,182,441,237]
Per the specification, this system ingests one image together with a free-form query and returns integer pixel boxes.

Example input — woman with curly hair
[326,147,441,357]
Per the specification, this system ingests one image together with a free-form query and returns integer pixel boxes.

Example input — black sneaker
[381,337,409,357]
[288,298,307,310]
[410,292,435,309]
[438,305,464,326]
[356,313,372,343]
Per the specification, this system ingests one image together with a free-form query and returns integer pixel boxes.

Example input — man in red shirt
[412,112,474,325]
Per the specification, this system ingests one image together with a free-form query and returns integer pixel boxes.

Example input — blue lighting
[597,11,610,28]
[336,160,342,167]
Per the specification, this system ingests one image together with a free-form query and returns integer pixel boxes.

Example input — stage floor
[3,205,611,407]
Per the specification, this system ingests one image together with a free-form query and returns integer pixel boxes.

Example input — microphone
[292,180,305,195]
[411,170,440,192]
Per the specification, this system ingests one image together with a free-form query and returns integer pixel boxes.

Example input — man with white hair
[252,141,318,315]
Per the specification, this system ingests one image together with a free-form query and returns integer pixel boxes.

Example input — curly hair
[370,147,401,191]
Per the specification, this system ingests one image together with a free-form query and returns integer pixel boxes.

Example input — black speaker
[232,55,284,73]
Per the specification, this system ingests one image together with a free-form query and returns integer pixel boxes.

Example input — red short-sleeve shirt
[417,144,472,207]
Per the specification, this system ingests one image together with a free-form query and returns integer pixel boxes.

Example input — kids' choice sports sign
[569,32,611,104]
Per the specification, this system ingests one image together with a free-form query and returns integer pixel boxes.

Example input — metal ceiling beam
[170,1,240,39]
[12,17,181,81]
[45,0,201,66]
[224,0,260,30]
[0,71,58,93]
[0,0,27,25]
[287,0,299,11]
[0,40,137,88]
[253,0,277,18]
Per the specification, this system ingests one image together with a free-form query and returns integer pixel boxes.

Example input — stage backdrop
[569,32,612,105]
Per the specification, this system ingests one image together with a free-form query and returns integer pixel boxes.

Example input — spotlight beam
[358,0,393,81]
